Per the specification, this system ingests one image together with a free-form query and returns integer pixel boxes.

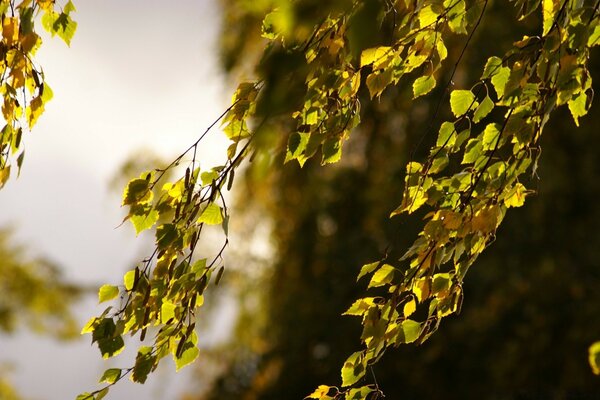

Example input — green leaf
[400,319,422,344]
[132,346,156,384]
[413,75,436,98]
[321,137,343,165]
[200,170,219,186]
[93,319,125,359]
[41,10,77,46]
[285,131,310,164]
[461,139,483,164]
[481,123,502,150]
[174,342,200,371]
[568,92,587,127]
[368,264,395,288]
[588,25,600,46]
[345,386,374,400]
[76,393,94,400]
[98,285,119,303]
[161,300,176,323]
[99,368,121,384]
[436,122,456,147]
[341,351,366,387]
[343,297,376,316]
[122,178,151,205]
[589,341,600,375]
[473,95,494,123]
[445,0,467,34]
[366,69,392,99]
[197,203,223,225]
[156,223,178,249]
[130,209,159,235]
[450,90,476,117]
[96,388,109,400]
[357,262,379,281]
[482,57,510,99]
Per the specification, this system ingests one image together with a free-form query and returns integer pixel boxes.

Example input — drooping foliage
[0,0,76,188]
[79,0,600,398]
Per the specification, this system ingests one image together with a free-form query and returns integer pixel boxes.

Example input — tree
[2,0,600,399]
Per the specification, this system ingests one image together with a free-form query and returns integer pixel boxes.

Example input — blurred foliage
[188,0,600,398]
[0,228,82,399]
[0,228,81,338]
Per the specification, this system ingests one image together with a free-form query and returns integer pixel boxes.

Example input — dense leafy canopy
[80,0,600,398]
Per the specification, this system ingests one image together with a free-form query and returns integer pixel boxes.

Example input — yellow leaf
[589,342,600,375]
[403,299,417,317]
[504,183,528,208]
[306,385,331,399]
[37,0,55,11]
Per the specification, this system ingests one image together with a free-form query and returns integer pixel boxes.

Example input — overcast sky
[0,1,235,398]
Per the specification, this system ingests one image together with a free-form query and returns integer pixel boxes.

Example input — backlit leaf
[589,342,600,375]
[130,209,159,235]
[197,203,223,225]
[461,139,483,164]
[124,269,136,291]
[413,75,436,98]
[341,351,366,387]
[504,183,528,207]
[306,385,332,399]
[482,123,502,150]
[400,319,421,344]
[450,90,476,117]
[366,69,392,98]
[368,264,395,288]
[98,285,119,303]
[174,343,199,371]
[161,300,176,324]
[123,178,151,205]
[436,122,456,147]
[99,368,121,384]
[357,262,379,281]
[343,297,377,316]
[473,95,494,122]
[360,46,391,68]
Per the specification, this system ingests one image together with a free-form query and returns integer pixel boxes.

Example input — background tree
[191,0,600,398]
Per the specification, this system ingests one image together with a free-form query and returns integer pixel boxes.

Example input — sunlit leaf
[130,209,159,235]
[473,95,494,123]
[99,368,121,384]
[343,297,377,316]
[341,351,366,387]
[589,342,600,375]
[368,264,395,288]
[306,385,332,399]
[450,90,476,117]
[400,319,421,344]
[98,285,119,303]
[197,203,223,225]
[161,300,176,324]
[174,342,199,371]
[413,75,436,98]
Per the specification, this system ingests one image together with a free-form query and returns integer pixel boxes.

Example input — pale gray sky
[0,1,235,399]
